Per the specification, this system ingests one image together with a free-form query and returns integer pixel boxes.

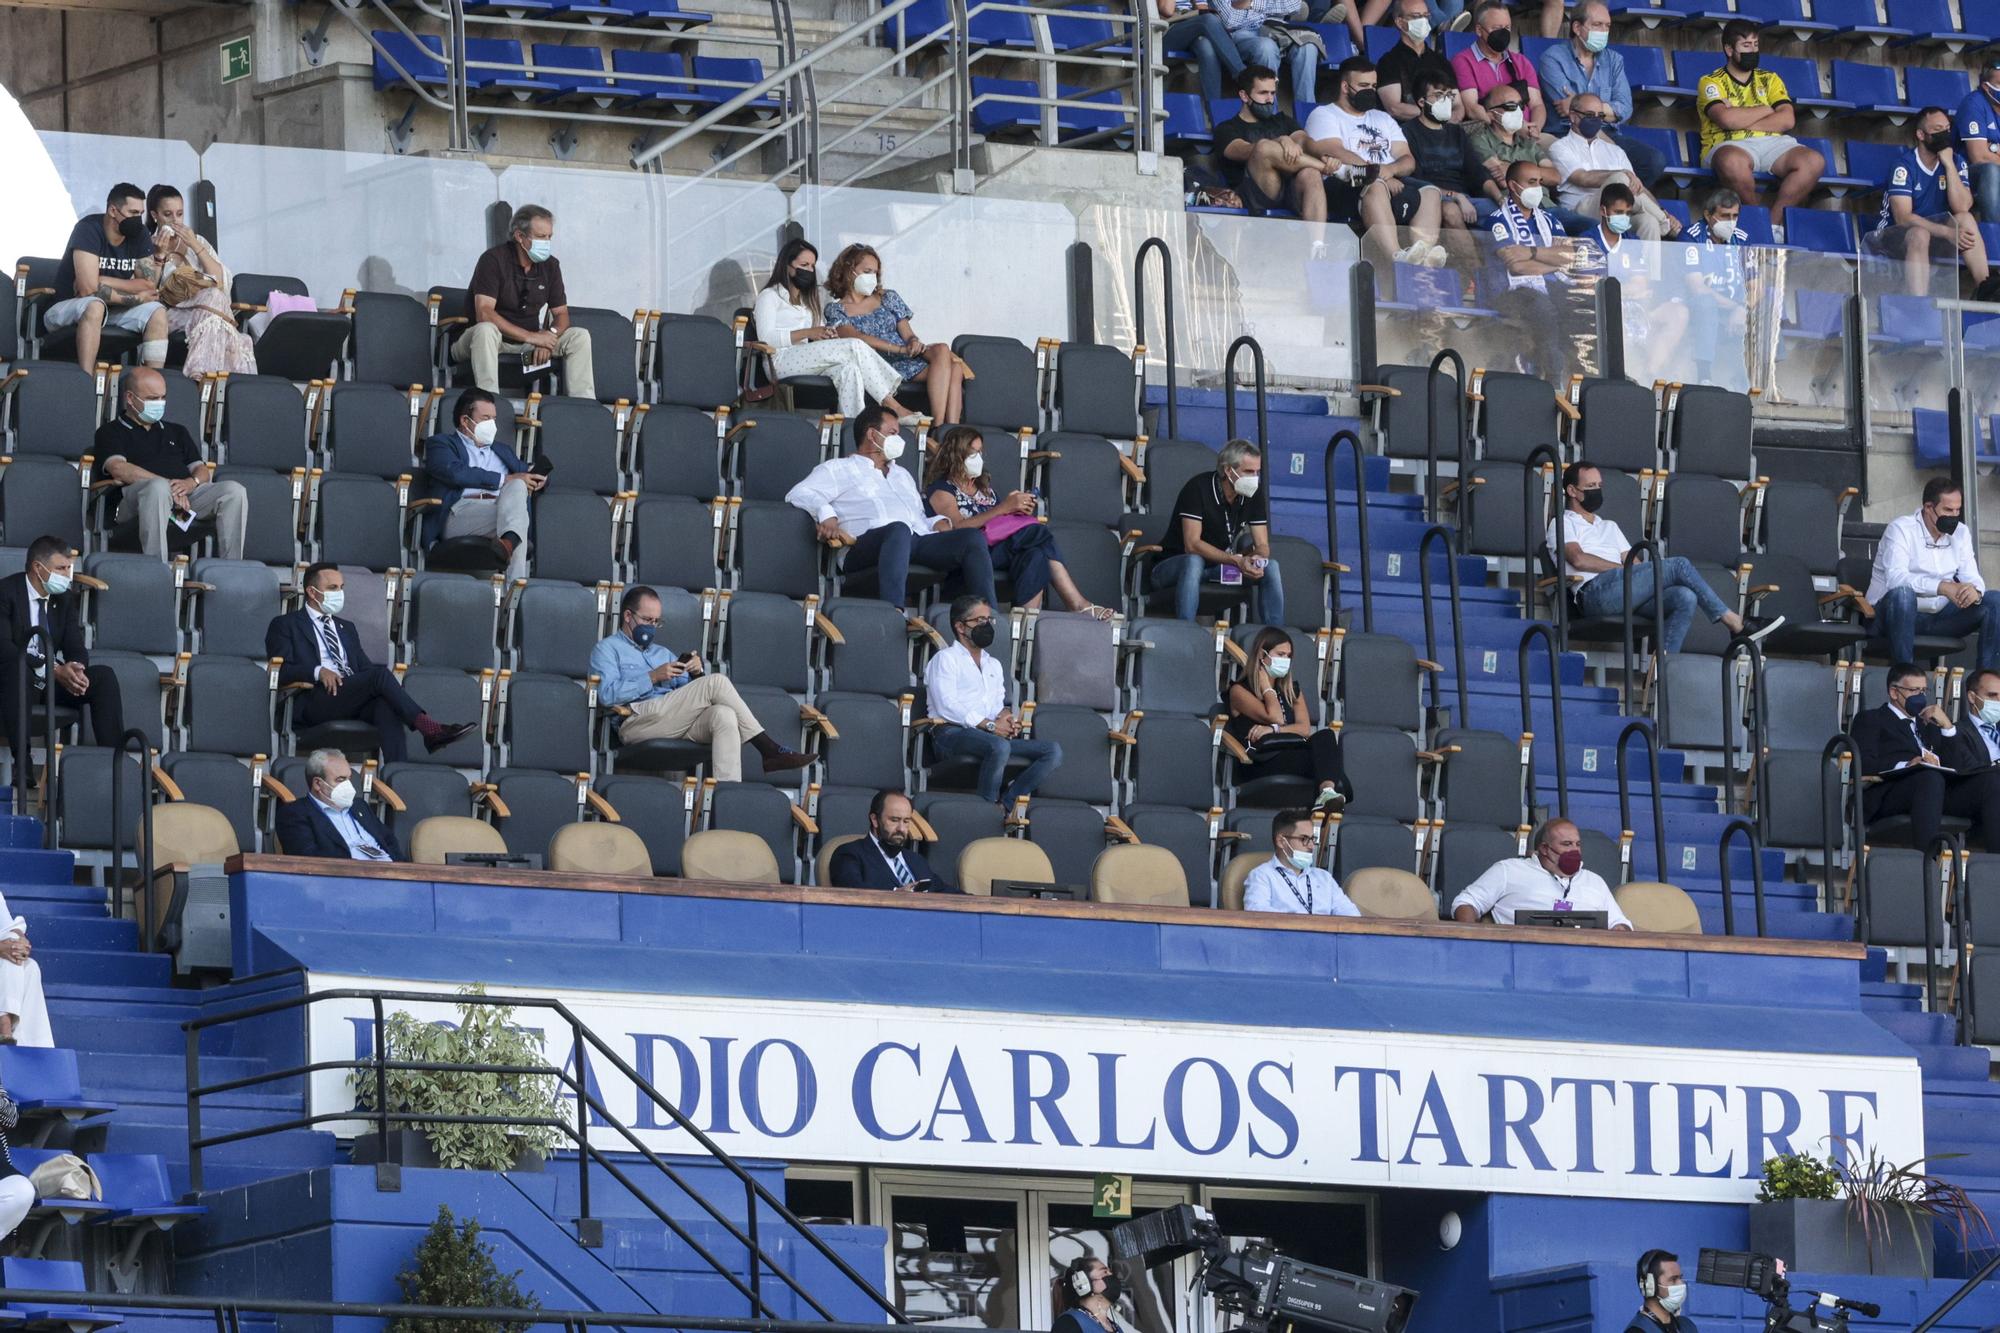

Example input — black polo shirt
[94,414,203,512]
[468,241,569,331]
[1624,1310,1696,1333]
[1377,39,1455,105]
[1162,471,1268,559]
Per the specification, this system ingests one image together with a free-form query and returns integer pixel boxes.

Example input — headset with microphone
[1636,1250,1669,1300]
[1068,1259,1098,1301]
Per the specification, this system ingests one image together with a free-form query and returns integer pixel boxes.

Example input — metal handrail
[1324,428,1372,634]
[1133,237,1177,440]
[185,987,906,1323]
[1523,444,1564,645]
[1719,632,1769,819]
[1616,717,1666,884]
[106,730,154,949]
[1821,734,1862,932]
[1519,622,1567,815]
[1419,525,1466,727]
[1716,814,1767,938]
[1616,541,1669,727]
[10,626,56,843]
[1425,348,1466,527]
[1223,334,1267,448]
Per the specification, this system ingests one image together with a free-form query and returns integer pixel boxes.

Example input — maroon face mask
[1556,849,1583,876]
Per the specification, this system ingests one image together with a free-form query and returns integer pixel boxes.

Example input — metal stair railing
[184,987,907,1323]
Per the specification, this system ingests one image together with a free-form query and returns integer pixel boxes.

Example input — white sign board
[307,975,1924,1203]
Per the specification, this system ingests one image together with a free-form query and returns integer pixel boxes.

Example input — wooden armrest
[1222,638,1249,666]
[260,774,298,803]
[1416,750,1447,764]
[1322,560,1352,574]
[1115,455,1145,485]
[1552,393,1581,421]
[88,480,118,494]
[1830,585,1874,617]
[408,497,442,511]
[73,573,109,591]
[813,611,847,644]
[1219,731,1252,763]
[1354,384,1401,398]
[911,715,944,731]
[726,420,757,441]
[583,788,620,822]
[1104,815,1139,843]
[732,314,749,330]
[1133,543,1163,557]
[182,580,215,593]
[1108,729,1138,746]
[1747,583,1779,597]
[908,615,947,648]
[436,316,469,329]
[911,811,940,843]
[800,704,840,740]
[952,354,976,379]
[745,340,775,354]
[1027,450,1063,461]
[825,532,855,549]
[790,803,820,835]
[370,777,407,812]
[472,783,512,819]
[609,703,634,717]
[1217,829,1250,841]
[150,765,185,801]
[277,681,313,696]
[1415,659,1443,673]
[23,288,54,302]
[230,301,267,314]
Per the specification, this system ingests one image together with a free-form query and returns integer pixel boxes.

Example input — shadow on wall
[357,255,421,300]
[693,257,755,324]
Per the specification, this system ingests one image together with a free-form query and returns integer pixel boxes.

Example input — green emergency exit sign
[220,37,252,85]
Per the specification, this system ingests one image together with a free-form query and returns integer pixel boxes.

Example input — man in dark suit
[420,387,543,582]
[1944,668,2000,773]
[828,790,959,892]
[275,748,404,861]
[1854,661,2000,851]
[0,535,125,784]
[265,563,475,764]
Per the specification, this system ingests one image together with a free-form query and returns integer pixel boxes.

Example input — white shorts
[42,295,163,333]
[1702,134,1802,172]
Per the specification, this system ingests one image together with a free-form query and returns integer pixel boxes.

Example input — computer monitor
[1514,909,1609,929]
[993,880,1082,901]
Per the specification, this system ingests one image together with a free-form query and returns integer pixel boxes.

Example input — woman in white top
[145,184,257,378]
[752,239,914,421]
[0,888,51,1047]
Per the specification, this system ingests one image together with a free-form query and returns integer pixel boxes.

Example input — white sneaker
[1394,243,1428,265]
[1769,222,1786,245]
[1423,244,1449,267]
[1447,8,1474,28]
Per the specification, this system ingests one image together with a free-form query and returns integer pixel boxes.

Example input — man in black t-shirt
[452,203,596,399]
[1404,71,1490,253]
[1376,0,1457,122]
[45,182,169,372]
[1151,440,1283,624]
[1213,66,1334,220]
[93,367,248,560]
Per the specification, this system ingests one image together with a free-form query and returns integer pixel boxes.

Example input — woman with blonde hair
[924,426,1113,620]
[1225,625,1350,810]
[824,243,969,424]
[752,238,915,421]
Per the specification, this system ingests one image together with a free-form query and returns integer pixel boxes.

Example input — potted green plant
[350,985,564,1172]
[391,1204,541,1333]
[1747,1144,1990,1278]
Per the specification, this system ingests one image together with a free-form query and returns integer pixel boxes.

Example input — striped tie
[318,615,348,677]
[892,854,914,887]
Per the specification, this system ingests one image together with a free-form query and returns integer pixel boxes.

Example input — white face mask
[1232,471,1260,498]
[1518,184,1545,210]
[317,588,346,617]
[1710,219,1736,241]
[1405,15,1431,39]
[963,453,985,479]
[1980,699,2000,726]
[852,271,880,297]
[471,418,498,446]
[1499,108,1525,133]
[1659,1283,1687,1315]
[1286,848,1315,871]
[324,778,357,811]
[1267,655,1292,678]
[1428,95,1456,121]
[878,433,907,462]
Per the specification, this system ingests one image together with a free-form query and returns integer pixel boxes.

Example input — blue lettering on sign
[1482,1074,1554,1171]
[1006,1049,1080,1147]
[738,1038,816,1138]
[1398,1074,1470,1167]
[630,1033,701,1131]
[1825,1089,1877,1157]
[1740,1085,1802,1175]
[705,1036,737,1134]
[1164,1057,1240,1156]
[1335,1066,1400,1164]
[1626,1080,1659,1176]
[1673,1083,1734,1178]
[922,1048,995,1143]
[1246,1060,1298,1160]
[1092,1052,1158,1150]
[1551,1078,1617,1173]
[853,1041,922,1141]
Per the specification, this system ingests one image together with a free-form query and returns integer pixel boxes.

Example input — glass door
[1036,1183,1194,1333]
[877,1178,1030,1328]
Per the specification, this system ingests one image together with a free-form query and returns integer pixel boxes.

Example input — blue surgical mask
[1982,700,2000,727]
[1606,213,1632,234]
[1584,28,1609,51]
[317,588,345,617]
[40,569,72,597]
[1267,655,1292,678]
[1659,1283,1687,1315]
[1286,848,1315,871]
[137,397,166,424]
[631,622,658,649]
[527,239,553,263]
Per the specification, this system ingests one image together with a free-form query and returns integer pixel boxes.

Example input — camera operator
[1629,1250,1695,1332]
[1056,1257,1133,1333]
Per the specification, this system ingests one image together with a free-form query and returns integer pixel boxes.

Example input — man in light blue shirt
[274,748,404,861]
[1242,808,1361,915]
[589,585,813,784]
[1536,1,1664,189]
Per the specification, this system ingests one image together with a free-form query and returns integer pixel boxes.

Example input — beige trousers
[618,674,765,782]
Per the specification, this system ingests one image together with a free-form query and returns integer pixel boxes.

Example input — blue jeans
[1163,11,1243,105]
[1871,585,2000,669]
[1229,29,1316,111]
[1150,553,1286,625]
[990,521,1060,607]
[931,725,1064,804]
[1976,162,2000,224]
[1305,0,1462,24]
[1575,555,1729,654]
[845,523,996,611]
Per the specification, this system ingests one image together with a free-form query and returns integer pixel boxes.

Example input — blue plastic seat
[1604,0,1666,25]
[1782,208,1857,253]
[9,1150,113,1222]
[1365,25,1403,58]
[464,0,559,14]
[370,31,447,91]
[1874,294,1946,348]
[1759,55,1855,115]
[1519,34,1564,63]
[692,56,780,112]
[1735,203,1777,244]
[1652,0,1736,26]
[1618,44,1695,102]
[85,1154,206,1227]
[1794,137,1864,191]
[1784,289,1849,342]
[1058,85,1128,140]
[1845,137,1906,186]
[0,1259,120,1331]
[1048,3,1132,54]
[1660,197,1693,229]
[1965,0,2000,43]
[1914,405,1953,463]
[0,1049,114,1126]
[968,5,1038,48]
[531,44,641,101]
[1618,124,1704,187]
[621,0,712,25]
[1441,30,1477,56]
[883,0,951,44]
[1830,58,1908,116]
[1886,0,1985,42]
[973,77,1046,133]
[464,39,540,93]
[1734,0,1835,35]
[1812,0,1914,38]
[553,0,641,22]
[1164,93,1214,148]
[1905,65,1972,109]
[1208,95,1243,126]
[612,48,693,103]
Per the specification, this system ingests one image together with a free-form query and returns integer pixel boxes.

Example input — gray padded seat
[633,404,726,500]
[593,773,688,875]
[1573,377,1659,476]
[324,383,420,480]
[404,572,502,673]
[533,397,624,497]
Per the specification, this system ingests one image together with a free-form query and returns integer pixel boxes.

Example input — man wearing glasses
[1853,662,2000,852]
[923,594,1064,808]
[1243,809,1360,915]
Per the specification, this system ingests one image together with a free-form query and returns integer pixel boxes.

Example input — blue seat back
[86,1154,174,1209]
[1616,43,1672,86]
[372,31,446,89]
[612,48,690,97]
[1785,209,1857,253]
[1789,289,1848,336]
[1906,65,1970,109]
[1886,0,1954,31]
[1759,54,1826,99]
[1815,0,1891,27]
[1914,405,1952,465]
[1617,123,1687,166]
[1846,138,1905,186]
[1831,58,1901,105]
[2,1258,87,1293]
[0,1047,82,1102]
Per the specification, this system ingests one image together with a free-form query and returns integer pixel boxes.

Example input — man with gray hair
[274,748,404,862]
[453,203,596,399]
[1451,817,1632,928]
[1152,439,1282,624]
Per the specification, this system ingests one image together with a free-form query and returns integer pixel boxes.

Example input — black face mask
[118,215,147,241]
[1577,488,1605,513]
[1101,1276,1128,1304]
[1925,131,1954,153]
[1349,89,1382,112]
[790,268,818,292]
[1936,512,1963,536]
[1485,27,1511,50]
[1734,49,1759,70]
[967,622,996,649]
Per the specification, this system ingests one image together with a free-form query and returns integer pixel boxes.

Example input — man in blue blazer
[275,749,405,862]
[421,386,545,582]
[265,563,474,763]
[827,790,959,892]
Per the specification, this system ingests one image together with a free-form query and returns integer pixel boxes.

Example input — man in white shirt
[1555,461,1765,653]
[1864,477,2000,669]
[786,404,997,612]
[1243,808,1361,915]
[1451,818,1632,928]
[1547,93,1678,240]
[923,595,1062,807]
[1305,56,1446,268]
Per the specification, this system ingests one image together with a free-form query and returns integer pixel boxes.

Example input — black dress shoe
[424,721,478,753]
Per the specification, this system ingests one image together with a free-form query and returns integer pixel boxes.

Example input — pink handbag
[265,291,318,317]
[983,513,1039,545]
